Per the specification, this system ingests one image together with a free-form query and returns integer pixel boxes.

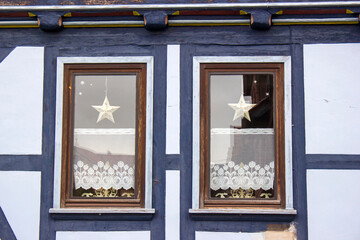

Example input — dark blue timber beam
[0,207,16,240]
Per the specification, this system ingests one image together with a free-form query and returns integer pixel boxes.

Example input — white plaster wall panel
[56,231,151,240]
[166,45,180,154]
[307,170,360,240]
[0,47,44,155]
[0,171,41,240]
[166,170,180,240]
[196,231,265,240]
[304,43,360,154]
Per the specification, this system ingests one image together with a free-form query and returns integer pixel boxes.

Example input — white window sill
[49,208,155,214]
[189,208,297,215]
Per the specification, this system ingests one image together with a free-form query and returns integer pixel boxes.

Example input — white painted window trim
[49,208,155,214]
[52,56,154,211]
[191,56,294,211]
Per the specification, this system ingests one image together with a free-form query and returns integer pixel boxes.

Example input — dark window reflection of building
[228,74,274,164]
[241,74,273,129]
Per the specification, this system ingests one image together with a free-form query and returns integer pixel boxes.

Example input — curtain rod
[0,2,360,12]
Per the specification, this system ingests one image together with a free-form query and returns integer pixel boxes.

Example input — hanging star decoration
[227,94,256,122]
[92,96,120,123]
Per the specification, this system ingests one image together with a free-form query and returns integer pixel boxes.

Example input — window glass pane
[72,74,137,198]
[210,74,275,199]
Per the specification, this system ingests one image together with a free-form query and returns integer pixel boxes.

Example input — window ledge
[49,208,155,220]
[50,208,155,214]
[189,208,297,221]
[189,208,296,215]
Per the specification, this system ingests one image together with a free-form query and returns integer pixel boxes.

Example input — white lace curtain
[73,128,136,191]
[210,128,275,191]
[211,160,274,191]
[74,160,135,190]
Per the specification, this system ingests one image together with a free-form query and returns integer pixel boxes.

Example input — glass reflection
[210,74,275,199]
[71,75,136,198]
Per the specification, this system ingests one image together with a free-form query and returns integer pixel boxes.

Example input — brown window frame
[199,63,285,209]
[60,63,146,208]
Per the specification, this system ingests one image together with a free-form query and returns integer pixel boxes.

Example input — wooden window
[199,63,285,209]
[60,63,146,208]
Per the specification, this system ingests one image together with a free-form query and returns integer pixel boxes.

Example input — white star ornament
[227,95,256,122]
[92,96,120,123]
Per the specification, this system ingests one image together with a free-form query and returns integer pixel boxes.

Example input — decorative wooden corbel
[143,11,168,31]
[249,9,272,30]
[36,12,64,32]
